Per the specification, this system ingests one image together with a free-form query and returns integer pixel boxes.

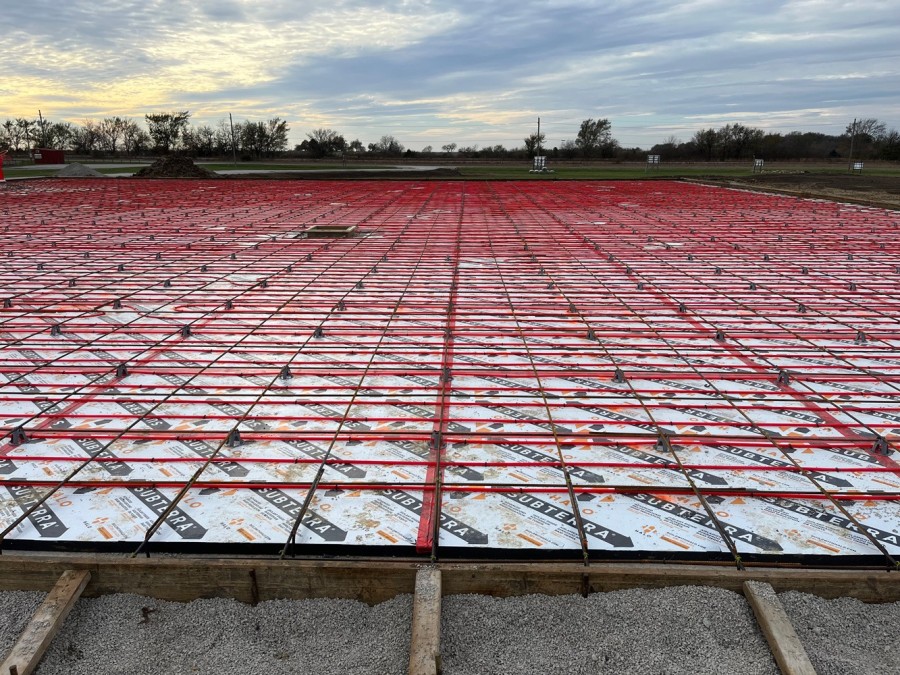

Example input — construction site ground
[1,175,899,673]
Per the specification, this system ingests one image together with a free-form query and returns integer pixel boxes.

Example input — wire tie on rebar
[546,282,554,289]
[163,279,172,288]
[37,263,44,270]
[225,300,234,310]
[801,266,809,274]
[714,266,722,275]
[112,299,122,309]
[431,430,443,449]
[441,367,452,384]
[538,267,546,275]
[848,282,857,291]
[313,326,324,338]
[372,265,378,274]
[116,363,129,378]
[201,265,208,272]
[226,429,242,447]
[83,252,90,259]
[714,329,725,341]
[763,254,770,261]
[280,365,293,380]
[50,324,62,336]
[336,300,345,311]
[568,303,577,312]
[777,370,791,385]
[118,264,125,271]
[687,254,693,261]
[155,252,162,260]
[356,281,364,289]
[749,282,757,290]
[587,329,596,340]
[306,253,313,261]
[180,325,192,338]
[2,298,10,308]
[855,330,867,345]
[873,435,891,455]
[626,266,632,274]
[678,302,687,312]
[797,303,806,313]
[286,265,292,273]
[637,282,644,290]
[68,279,76,287]
[230,253,237,260]
[612,368,627,383]
[259,278,268,288]
[848,254,854,261]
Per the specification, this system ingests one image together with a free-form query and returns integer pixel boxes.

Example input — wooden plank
[0,555,899,604]
[409,567,442,675]
[743,581,817,675]
[1,569,91,675]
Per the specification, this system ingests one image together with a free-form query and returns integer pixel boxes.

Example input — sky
[1,0,898,150]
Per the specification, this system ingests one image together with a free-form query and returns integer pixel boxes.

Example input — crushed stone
[56,163,104,178]
[134,156,217,178]
[779,590,900,675]
[0,591,46,658]
[34,593,411,675]
[441,586,777,675]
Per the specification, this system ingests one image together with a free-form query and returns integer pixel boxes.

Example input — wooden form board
[1,570,91,675]
[1,555,899,604]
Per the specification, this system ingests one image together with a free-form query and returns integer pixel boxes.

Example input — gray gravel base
[34,593,412,675]
[780,591,900,675]
[0,591,46,659]
[441,586,777,675]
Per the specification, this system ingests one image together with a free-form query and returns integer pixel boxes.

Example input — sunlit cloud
[1,0,897,148]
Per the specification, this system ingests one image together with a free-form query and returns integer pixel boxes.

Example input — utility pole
[847,117,857,173]
[37,110,45,148]
[537,117,542,157]
[229,113,237,166]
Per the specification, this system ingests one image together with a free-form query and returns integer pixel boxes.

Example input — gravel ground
[32,594,412,675]
[5,585,899,674]
[0,591,45,658]
[442,586,777,675]
[780,591,900,675]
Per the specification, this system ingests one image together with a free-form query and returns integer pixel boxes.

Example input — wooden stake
[409,567,441,675]
[743,581,816,675]
[1,570,91,675]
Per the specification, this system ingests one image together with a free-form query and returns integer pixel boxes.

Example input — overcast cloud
[1,0,898,149]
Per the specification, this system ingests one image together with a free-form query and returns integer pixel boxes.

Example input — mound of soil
[56,163,104,178]
[134,156,218,178]
[694,172,900,210]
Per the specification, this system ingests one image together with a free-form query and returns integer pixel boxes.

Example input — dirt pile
[56,163,104,177]
[134,156,218,178]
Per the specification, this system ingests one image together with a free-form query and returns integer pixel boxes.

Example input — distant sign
[852,161,864,173]
[647,154,660,164]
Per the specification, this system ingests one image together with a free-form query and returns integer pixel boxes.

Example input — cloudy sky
[1,0,898,150]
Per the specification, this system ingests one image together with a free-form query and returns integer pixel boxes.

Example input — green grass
[5,161,898,181]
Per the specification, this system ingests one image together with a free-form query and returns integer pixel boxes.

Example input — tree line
[1,112,898,161]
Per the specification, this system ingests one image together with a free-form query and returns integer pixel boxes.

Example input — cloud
[1,0,898,148]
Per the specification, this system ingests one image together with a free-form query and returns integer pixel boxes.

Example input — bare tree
[575,118,613,158]
[441,143,457,153]
[369,135,404,155]
[98,117,127,154]
[305,128,345,157]
[523,132,545,157]
[846,118,887,141]
[145,111,191,153]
